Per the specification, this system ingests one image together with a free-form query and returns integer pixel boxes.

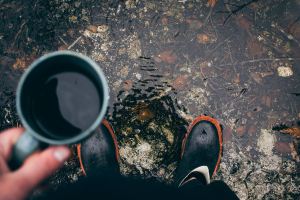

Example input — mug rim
[16,50,110,145]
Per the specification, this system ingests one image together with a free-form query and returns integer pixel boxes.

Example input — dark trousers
[39,173,239,200]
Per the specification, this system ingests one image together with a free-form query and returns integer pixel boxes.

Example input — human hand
[0,128,70,200]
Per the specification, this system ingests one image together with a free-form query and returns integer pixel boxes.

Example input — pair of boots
[77,115,222,187]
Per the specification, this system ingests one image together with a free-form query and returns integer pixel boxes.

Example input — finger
[0,155,9,174]
[12,146,70,194]
[0,128,24,161]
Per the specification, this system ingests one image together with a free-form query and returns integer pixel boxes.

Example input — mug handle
[9,131,40,170]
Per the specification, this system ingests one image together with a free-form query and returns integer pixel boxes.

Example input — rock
[277,66,293,77]
[161,126,174,144]
[97,25,109,33]
[257,129,276,155]
[69,15,78,23]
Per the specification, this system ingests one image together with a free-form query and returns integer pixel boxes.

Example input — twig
[68,36,82,50]
[275,24,300,47]
[58,36,68,46]
[217,57,300,67]
[219,0,260,24]
[11,20,27,48]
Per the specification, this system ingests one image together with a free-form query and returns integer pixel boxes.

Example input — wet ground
[0,0,300,199]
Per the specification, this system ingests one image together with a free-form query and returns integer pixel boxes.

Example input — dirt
[0,0,299,199]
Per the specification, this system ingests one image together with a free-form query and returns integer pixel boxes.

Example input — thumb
[12,146,70,196]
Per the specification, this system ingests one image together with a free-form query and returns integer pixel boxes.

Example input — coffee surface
[31,71,101,139]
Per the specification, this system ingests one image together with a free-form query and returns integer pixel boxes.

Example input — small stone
[69,15,78,23]
[135,73,142,80]
[161,126,174,144]
[101,43,108,51]
[277,66,293,77]
[97,25,109,33]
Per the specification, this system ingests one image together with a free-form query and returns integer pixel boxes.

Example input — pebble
[277,66,293,77]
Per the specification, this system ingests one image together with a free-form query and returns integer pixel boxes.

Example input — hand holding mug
[0,128,70,200]
[9,51,109,169]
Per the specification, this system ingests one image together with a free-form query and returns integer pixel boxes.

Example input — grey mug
[9,51,109,169]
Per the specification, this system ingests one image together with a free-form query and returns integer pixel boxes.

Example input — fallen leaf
[87,25,97,33]
[161,16,168,25]
[275,142,291,155]
[280,127,300,138]
[236,15,252,33]
[248,125,256,135]
[233,73,240,84]
[172,75,189,90]
[289,23,300,40]
[197,33,217,44]
[261,95,271,107]
[223,127,232,143]
[123,80,133,91]
[58,45,68,51]
[207,0,217,7]
[290,142,299,162]
[236,126,246,136]
[157,50,177,64]
[260,71,274,78]
[186,18,203,29]
[13,58,26,69]
[247,38,264,57]
[250,72,262,84]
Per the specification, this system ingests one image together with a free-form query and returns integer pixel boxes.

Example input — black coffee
[30,71,101,139]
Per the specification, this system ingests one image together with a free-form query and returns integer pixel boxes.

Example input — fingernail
[53,147,70,162]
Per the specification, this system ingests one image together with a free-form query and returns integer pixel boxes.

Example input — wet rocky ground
[0,0,300,199]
